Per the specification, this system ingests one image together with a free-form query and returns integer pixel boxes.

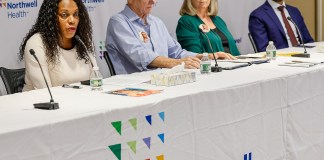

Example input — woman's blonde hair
[179,0,218,16]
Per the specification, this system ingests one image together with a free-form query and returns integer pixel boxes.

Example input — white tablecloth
[0,46,324,160]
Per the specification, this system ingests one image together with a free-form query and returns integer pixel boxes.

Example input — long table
[1,47,324,160]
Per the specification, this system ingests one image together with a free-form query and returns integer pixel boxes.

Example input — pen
[62,84,82,89]
[291,60,320,64]
[291,60,309,63]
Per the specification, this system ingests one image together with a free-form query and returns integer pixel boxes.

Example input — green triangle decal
[111,121,122,135]
[108,144,121,160]
[127,141,137,154]
[128,118,137,130]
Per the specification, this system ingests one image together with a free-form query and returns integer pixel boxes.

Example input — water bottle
[90,66,103,91]
[200,53,211,74]
[266,41,277,60]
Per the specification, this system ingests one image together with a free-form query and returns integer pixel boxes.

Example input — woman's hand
[211,52,237,60]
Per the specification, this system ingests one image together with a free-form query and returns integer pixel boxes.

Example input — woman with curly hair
[19,0,96,91]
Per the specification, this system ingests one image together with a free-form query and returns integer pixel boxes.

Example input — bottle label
[201,63,211,73]
[90,78,103,87]
[266,51,276,58]
[202,64,210,71]
[272,51,276,57]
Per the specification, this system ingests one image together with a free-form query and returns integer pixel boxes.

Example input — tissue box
[151,71,196,86]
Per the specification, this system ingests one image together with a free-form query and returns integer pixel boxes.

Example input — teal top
[176,15,240,56]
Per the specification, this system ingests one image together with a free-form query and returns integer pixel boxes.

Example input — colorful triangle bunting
[111,121,122,135]
[158,112,165,122]
[108,144,121,160]
[156,155,164,160]
[158,133,164,143]
[127,141,137,154]
[128,118,137,130]
[143,137,151,149]
[146,115,152,125]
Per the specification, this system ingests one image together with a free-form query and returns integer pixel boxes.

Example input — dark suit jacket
[249,1,314,52]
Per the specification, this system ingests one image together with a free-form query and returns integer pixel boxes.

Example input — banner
[0,0,262,95]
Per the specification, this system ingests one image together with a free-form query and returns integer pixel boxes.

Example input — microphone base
[211,66,223,72]
[34,102,59,110]
[291,53,310,58]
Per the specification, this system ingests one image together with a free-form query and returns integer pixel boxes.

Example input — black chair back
[248,33,258,53]
[0,67,25,94]
[103,51,116,76]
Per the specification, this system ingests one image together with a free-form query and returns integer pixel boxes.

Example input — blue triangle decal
[143,137,151,149]
[158,112,165,122]
[146,115,152,125]
[158,133,164,143]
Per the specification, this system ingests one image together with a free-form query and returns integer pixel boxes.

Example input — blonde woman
[176,0,240,56]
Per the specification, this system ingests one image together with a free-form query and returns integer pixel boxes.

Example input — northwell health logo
[82,0,105,12]
[0,0,105,18]
[0,0,38,19]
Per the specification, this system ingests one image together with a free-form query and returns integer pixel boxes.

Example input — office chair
[103,51,116,76]
[248,33,258,53]
[0,67,25,94]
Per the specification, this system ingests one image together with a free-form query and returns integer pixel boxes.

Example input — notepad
[218,58,270,65]
[277,52,302,57]
[236,53,265,58]
[217,61,250,70]
[278,63,314,68]
[278,59,322,68]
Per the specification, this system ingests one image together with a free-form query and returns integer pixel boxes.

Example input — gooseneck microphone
[74,35,94,67]
[287,16,310,58]
[199,28,222,72]
[29,49,59,110]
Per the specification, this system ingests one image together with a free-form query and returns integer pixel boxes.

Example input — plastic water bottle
[266,41,277,60]
[90,66,103,91]
[200,53,211,74]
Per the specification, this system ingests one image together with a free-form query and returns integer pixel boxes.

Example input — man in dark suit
[249,0,313,52]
